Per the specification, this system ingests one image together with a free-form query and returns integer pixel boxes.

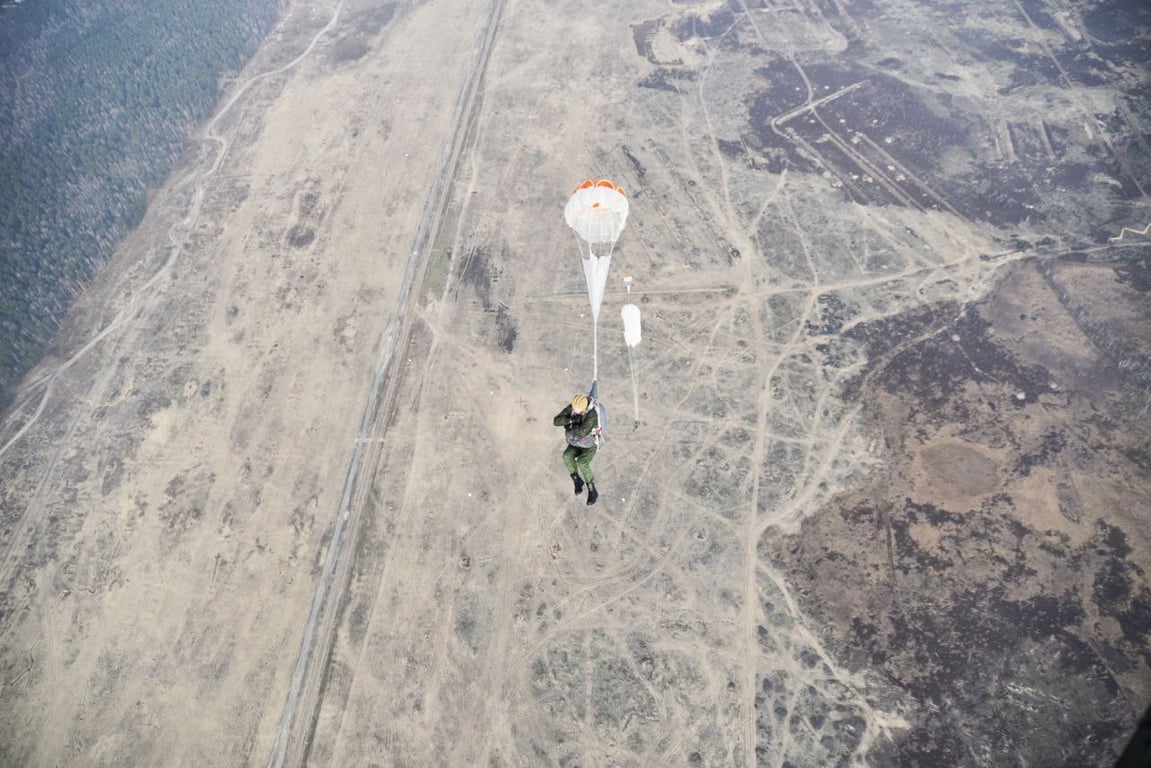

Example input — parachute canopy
[564,179,629,248]
[564,178,629,383]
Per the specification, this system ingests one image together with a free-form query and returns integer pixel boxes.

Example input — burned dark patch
[1010,592,1086,636]
[1092,545,1151,655]
[459,248,519,353]
[861,585,1111,764]
[905,500,961,526]
[1049,161,1092,189]
[453,592,489,655]
[839,300,957,398]
[1096,520,1132,556]
[1094,559,1133,609]
[770,245,1150,763]
[1115,589,1151,656]
[1082,0,1151,55]
[298,191,320,218]
[952,166,1045,226]
[164,474,185,499]
[876,718,969,767]
[845,303,1052,411]
[1013,428,1067,476]
[1113,247,1151,292]
[1054,48,1114,87]
[621,144,647,184]
[1016,0,1064,33]
[840,504,877,525]
[136,393,172,419]
[638,68,696,93]
[630,18,679,65]
[815,339,855,370]
[747,61,992,214]
[774,466,1141,765]
[344,3,397,36]
[1031,265,1151,395]
[1125,440,1151,472]
[716,138,745,161]
[1001,53,1064,93]
[286,224,315,249]
[331,37,370,63]
[99,455,124,496]
[459,246,495,310]
[744,52,1133,224]
[495,305,517,353]
[806,292,849,336]
[889,518,952,574]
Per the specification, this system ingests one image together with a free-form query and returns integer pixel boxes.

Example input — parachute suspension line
[592,314,599,382]
[581,242,611,383]
[627,345,640,423]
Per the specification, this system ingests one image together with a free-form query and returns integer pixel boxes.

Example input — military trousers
[563,445,597,483]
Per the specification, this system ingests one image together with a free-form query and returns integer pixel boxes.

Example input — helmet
[571,394,590,414]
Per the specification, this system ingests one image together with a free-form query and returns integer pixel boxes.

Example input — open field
[1,0,1148,765]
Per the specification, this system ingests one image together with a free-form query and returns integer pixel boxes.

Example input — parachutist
[554,394,601,505]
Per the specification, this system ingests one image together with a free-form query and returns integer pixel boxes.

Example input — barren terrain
[1,0,1148,765]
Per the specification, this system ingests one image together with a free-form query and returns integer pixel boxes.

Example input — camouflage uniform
[554,403,599,496]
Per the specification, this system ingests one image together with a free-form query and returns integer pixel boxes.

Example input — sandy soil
[1,0,1148,765]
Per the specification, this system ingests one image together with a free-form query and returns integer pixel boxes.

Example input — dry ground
[1,0,1148,766]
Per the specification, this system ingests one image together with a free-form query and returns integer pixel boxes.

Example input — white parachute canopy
[564,179,629,381]
[621,303,642,348]
[564,179,629,323]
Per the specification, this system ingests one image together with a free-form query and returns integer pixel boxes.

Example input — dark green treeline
[0,0,282,407]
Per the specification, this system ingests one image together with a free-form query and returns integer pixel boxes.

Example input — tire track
[265,1,506,765]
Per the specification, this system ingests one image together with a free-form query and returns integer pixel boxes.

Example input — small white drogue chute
[622,303,642,347]
[620,275,643,425]
[564,179,629,382]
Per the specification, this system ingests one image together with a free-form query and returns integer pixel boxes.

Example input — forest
[0,0,283,407]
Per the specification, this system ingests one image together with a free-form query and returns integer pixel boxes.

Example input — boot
[586,482,598,506]
[571,473,584,495]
